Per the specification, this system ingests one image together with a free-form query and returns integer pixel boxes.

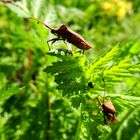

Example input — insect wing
[104,99,116,114]
[67,28,92,50]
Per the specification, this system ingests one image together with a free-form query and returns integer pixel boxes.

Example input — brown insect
[97,97,117,125]
[30,17,92,52]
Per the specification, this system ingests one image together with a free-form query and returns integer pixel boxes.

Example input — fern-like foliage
[0,84,19,102]
[45,44,138,100]
[1,1,140,139]
[44,51,88,98]
[44,44,139,139]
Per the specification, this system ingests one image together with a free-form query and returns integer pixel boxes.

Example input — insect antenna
[102,77,106,103]
[30,17,52,30]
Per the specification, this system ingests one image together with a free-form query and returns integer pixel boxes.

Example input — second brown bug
[30,17,92,52]
[97,97,117,125]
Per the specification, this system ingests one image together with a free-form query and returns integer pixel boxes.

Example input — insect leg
[81,41,86,54]
[63,40,73,55]
[47,38,60,50]
[104,114,107,125]
[47,40,51,51]
[63,40,70,50]
[107,113,113,125]
[63,40,68,47]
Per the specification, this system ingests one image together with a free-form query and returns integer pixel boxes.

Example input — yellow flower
[116,8,126,19]
[125,2,132,11]
[101,2,113,11]
[117,1,126,7]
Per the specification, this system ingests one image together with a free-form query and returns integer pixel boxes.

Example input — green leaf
[70,96,81,108]
[2,1,30,17]
[0,84,20,102]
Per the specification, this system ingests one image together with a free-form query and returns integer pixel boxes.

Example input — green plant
[0,0,140,140]
[44,43,139,139]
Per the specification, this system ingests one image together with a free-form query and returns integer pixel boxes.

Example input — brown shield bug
[30,17,92,52]
[96,97,117,125]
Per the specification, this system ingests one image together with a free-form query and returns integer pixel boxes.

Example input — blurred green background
[0,0,140,140]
